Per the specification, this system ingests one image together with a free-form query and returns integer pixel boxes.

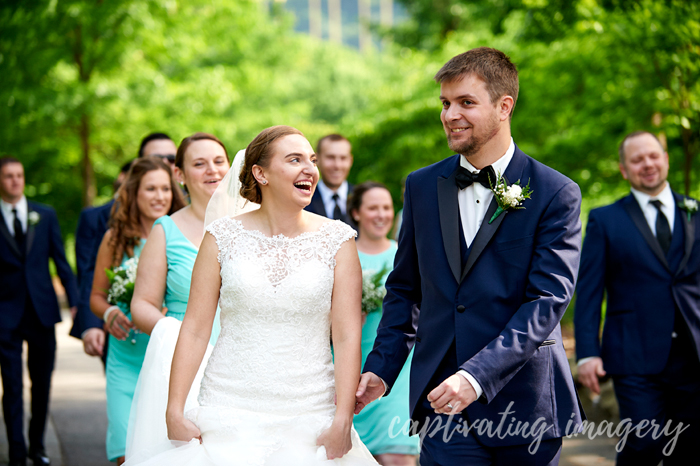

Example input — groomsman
[575,131,700,465]
[305,134,356,228]
[357,47,583,465]
[0,156,78,466]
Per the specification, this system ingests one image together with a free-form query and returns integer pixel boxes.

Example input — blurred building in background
[272,0,406,50]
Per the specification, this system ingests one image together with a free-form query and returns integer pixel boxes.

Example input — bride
[124,126,377,465]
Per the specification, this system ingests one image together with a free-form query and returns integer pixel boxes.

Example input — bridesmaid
[131,133,229,337]
[90,157,185,464]
[126,133,230,459]
[349,182,420,466]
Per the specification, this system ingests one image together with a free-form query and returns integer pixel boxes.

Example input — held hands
[578,357,606,395]
[82,328,105,356]
[104,308,135,341]
[354,372,385,415]
[166,412,202,444]
[316,419,352,460]
[428,373,477,415]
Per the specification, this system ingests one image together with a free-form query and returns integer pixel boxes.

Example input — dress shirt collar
[1,195,27,219]
[630,183,674,211]
[460,138,515,179]
[317,179,349,203]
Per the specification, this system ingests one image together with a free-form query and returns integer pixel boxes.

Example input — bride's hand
[316,420,352,459]
[166,414,202,444]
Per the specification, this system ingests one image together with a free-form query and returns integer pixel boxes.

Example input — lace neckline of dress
[230,217,337,241]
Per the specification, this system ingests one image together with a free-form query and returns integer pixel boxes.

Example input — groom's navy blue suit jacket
[363,145,584,446]
[574,193,700,374]
[0,201,77,329]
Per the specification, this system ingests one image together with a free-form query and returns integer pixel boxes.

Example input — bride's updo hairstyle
[240,125,305,204]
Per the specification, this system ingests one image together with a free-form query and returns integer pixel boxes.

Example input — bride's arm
[131,224,168,334]
[166,232,220,442]
[318,239,363,459]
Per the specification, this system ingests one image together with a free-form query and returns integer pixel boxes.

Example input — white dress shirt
[630,183,675,236]
[316,180,349,218]
[453,138,515,400]
[458,139,515,247]
[1,195,27,236]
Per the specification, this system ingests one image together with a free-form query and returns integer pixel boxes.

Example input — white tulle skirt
[124,317,377,466]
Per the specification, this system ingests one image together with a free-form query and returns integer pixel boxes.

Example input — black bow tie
[455,165,497,190]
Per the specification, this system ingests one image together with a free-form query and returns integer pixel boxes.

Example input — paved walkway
[2,311,618,465]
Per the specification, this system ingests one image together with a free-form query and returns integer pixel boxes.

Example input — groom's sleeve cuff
[379,377,389,396]
[458,370,483,400]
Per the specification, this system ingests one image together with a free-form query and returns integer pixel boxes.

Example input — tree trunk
[80,111,95,207]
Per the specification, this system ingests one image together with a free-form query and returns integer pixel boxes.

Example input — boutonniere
[489,173,533,224]
[680,198,698,221]
[28,211,41,226]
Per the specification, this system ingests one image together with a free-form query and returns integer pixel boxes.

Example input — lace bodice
[198,217,356,417]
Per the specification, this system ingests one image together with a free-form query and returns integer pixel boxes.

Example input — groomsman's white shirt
[630,183,675,236]
[1,195,28,236]
[316,179,349,219]
[578,182,677,367]
[455,138,514,400]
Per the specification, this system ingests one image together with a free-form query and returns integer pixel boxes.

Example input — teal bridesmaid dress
[355,241,420,456]
[156,215,220,344]
[105,241,149,461]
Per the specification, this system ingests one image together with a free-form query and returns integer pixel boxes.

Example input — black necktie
[331,193,343,220]
[12,208,25,249]
[455,165,497,190]
[650,200,671,254]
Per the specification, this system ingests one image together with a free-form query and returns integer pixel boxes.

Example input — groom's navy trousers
[364,145,584,462]
[0,201,77,462]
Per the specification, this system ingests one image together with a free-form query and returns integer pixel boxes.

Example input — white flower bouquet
[106,257,138,312]
[361,265,389,316]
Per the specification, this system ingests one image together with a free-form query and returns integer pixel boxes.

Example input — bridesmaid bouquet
[361,265,389,316]
[105,257,140,344]
[106,257,139,308]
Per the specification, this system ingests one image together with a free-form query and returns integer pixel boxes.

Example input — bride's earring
[260,180,268,185]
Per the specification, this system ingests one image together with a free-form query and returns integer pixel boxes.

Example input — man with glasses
[138,132,177,166]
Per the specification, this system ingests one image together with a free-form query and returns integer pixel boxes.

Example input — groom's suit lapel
[436,149,527,284]
[437,156,462,283]
[460,149,526,282]
[623,195,671,273]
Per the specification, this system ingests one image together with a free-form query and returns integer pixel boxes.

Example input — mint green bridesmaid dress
[356,241,420,456]
[105,241,149,461]
[156,215,220,344]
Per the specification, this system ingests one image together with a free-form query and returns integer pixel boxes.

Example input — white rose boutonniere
[489,172,533,224]
[680,198,698,222]
[28,211,41,226]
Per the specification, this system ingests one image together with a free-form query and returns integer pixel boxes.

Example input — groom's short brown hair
[435,47,519,116]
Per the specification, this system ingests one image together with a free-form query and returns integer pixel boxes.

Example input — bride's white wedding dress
[124,217,377,465]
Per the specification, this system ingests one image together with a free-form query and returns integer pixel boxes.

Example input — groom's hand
[355,372,385,414]
[428,373,477,415]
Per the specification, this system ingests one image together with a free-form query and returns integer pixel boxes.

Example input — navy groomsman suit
[363,144,584,464]
[575,188,700,465]
[305,179,356,229]
[70,200,113,362]
[0,198,78,464]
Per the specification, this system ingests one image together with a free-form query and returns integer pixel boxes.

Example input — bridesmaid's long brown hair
[108,157,186,266]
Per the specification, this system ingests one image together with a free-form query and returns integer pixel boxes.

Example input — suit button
[456,305,466,313]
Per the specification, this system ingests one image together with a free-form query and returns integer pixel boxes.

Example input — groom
[356,48,584,465]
